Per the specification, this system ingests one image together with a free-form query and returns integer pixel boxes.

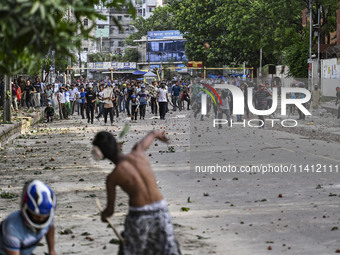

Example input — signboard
[147,30,183,40]
[188,61,203,68]
[95,62,104,69]
[88,62,137,70]
[176,64,187,73]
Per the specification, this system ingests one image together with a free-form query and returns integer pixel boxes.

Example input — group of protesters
[5,76,192,124]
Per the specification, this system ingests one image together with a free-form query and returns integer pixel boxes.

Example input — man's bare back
[95,130,169,221]
[92,130,182,255]
[109,148,163,207]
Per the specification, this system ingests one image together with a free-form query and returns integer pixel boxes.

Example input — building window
[118,41,124,47]
[124,15,129,18]
[83,48,88,51]
[143,0,145,3]
[119,29,124,34]
[149,8,153,12]
[110,28,114,34]
[118,16,122,21]
[84,19,88,26]
[110,41,114,47]
[98,25,104,29]
[143,8,145,16]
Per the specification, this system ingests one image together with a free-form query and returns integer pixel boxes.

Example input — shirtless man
[92,130,181,255]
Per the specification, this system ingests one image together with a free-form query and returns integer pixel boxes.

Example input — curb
[0,111,43,148]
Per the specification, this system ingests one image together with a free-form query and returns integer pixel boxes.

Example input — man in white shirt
[102,84,114,125]
[157,82,170,120]
[57,87,67,119]
[69,84,79,115]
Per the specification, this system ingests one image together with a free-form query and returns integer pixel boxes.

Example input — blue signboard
[147,30,182,40]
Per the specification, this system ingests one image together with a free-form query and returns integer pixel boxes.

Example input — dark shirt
[172,86,181,97]
[12,84,18,96]
[254,90,270,108]
[25,85,35,95]
[33,83,41,93]
[85,90,97,105]
[127,88,134,99]
[44,106,55,115]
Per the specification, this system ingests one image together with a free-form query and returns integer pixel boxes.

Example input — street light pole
[259,48,262,82]
[317,6,321,87]
[308,0,313,90]
[3,75,11,123]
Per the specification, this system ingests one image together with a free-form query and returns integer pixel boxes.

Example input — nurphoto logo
[199,83,312,128]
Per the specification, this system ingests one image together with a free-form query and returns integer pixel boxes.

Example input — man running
[92,131,181,255]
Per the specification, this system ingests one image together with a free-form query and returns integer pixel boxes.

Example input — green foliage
[0,0,135,75]
[168,0,338,76]
[126,6,177,45]
[169,0,304,67]
[123,48,139,62]
[284,30,309,78]
[88,48,138,62]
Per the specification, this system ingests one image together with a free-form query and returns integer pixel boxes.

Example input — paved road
[0,109,339,255]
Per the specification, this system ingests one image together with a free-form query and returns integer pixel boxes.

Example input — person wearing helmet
[0,180,57,255]
[130,94,139,121]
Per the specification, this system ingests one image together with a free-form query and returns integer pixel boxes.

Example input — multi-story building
[94,4,110,53]
[80,0,167,56]
[135,0,166,19]
[109,6,135,54]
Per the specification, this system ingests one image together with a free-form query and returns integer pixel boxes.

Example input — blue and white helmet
[21,180,56,230]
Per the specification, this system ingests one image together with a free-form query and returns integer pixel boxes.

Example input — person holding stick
[92,130,182,255]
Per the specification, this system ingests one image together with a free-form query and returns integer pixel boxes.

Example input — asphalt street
[0,108,339,254]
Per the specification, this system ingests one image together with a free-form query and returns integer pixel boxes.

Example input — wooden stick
[95,198,125,243]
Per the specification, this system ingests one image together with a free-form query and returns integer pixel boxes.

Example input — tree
[123,48,139,62]
[0,0,135,122]
[126,5,177,45]
[0,0,136,75]
[169,0,304,67]
[168,0,338,76]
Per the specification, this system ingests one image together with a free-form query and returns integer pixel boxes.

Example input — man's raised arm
[134,130,169,151]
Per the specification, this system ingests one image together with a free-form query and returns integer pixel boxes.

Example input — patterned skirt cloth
[119,200,182,255]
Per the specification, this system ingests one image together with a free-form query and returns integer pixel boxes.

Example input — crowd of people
[4,76,193,124]
[1,75,338,125]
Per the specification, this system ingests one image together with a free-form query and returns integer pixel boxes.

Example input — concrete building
[134,30,187,71]
[135,0,167,18]
[109,6,135,54]
[79,1,167,59]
